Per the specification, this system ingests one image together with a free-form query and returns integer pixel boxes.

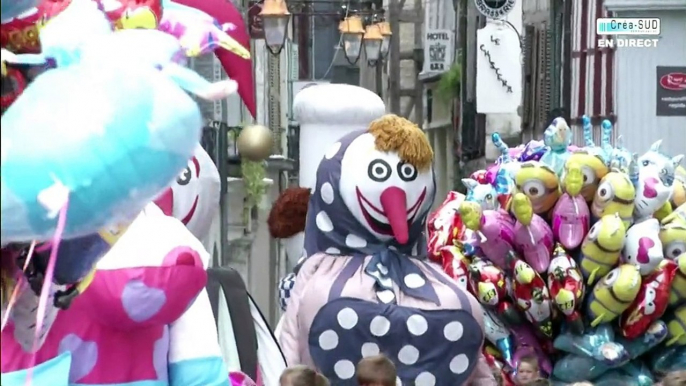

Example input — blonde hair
[662,370,686,386]
[280,365,329,386]
[517,356,540,372]
[356,354,397,386]
[367,114,433,171]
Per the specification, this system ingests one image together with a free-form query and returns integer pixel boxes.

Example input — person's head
[356,354,397,386]
[516,356,540,385]
[279,366,329,386]
[662,370,686,386]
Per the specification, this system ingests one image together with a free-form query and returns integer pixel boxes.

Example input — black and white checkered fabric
[278,272,296,311]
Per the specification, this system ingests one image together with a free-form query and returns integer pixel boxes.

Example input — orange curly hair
[267,187,311,239]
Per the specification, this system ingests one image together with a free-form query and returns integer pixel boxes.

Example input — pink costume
[278,109,494,385]
[1,203,228,386]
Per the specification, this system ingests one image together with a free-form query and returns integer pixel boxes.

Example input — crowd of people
[278,354,686,386]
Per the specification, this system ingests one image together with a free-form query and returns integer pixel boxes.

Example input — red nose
[380,187,409,244]
[154,189,174,216]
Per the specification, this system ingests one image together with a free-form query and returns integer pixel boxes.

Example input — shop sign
[656,66,686,116]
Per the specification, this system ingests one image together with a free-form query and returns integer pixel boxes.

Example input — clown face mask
[338,133,435,244]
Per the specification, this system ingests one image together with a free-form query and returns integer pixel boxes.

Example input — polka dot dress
[308,298,482,385]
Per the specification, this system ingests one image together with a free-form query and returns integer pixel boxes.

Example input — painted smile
[355,187,426,236]
[181,196,199,225]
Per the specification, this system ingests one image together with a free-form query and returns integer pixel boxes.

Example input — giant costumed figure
[279,113,494,385]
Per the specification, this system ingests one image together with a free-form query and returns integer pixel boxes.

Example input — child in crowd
[515,356,541,386]
[661,370,686,386]
[279,365,329,386]
[356,354,397,386]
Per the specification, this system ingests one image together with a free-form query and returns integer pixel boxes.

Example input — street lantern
[363,23,383,66]
[378,21,392,60]
[339,16,365,64]
[260,0,291,55]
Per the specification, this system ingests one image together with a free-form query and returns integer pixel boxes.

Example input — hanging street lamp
[259,0,291,55]
[338,15,365,65]
[363,23,383,66]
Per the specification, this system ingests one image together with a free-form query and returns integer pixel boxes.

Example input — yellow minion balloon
[579,213,626,286]
[668,254,686,307]
[664,305,686,346]
[592,170,636,230]
[672,165,686,209]
[565,152,609,202]
[586,264,641,327]
[515,161,560,215]
[660,223,686,260]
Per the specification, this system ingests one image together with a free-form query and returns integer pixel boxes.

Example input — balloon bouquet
[0,0,249,373]
[427,116,686,385]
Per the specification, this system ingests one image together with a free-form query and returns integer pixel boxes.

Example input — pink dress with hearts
[0,205,228,386]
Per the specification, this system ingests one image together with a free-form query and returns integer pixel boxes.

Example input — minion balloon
[664,305,686,346]
[586,264,641,327]
[515,161,561,215]
[660,223,686,261]
[669,253,686,307]
[592,169,636,230]
[579,214,626,286]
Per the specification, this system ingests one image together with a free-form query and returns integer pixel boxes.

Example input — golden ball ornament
[236,125,273,161]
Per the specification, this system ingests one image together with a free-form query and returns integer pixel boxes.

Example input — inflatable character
[552,161,591,249]
[279,115,494,384]
[540,117,572,176]
[511,193,553,273]
[514,161,560,215]
[591,169,636,230]
[586,264,641,327]
[579,214,626,285]
[664,304,686,346]
[427,192,468,259]
[506,251,553,338]
[622,218,664,276]
[659,220,686,261]
[671,165,686,208]
[635,140,684,220]
[155,144,221,243]
[468,257,520,325]
[462,178,500,211]
[547,244,585,334]
[2,204,228,385]
[460,201,516,269]
[157,145,282,384]
[619,259,677,339]
[482,308,515,369]
[438,245,471,289]
[274,84,386,312]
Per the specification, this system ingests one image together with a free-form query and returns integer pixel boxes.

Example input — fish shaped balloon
[579,214,626,286]
[467,257,521,325]
[547,244,585,334]
[553,161,590,249]
[619,260,677,339]
[552,354,612,383]
[622,218,664,276]
[649,344,686,375]
[437,245,470,290]
[586,265,642,327]
[511,193,553,273]
[616,320,668,359]
[460,201,516,269]
[506,251,554,338]
[482,307,515,369]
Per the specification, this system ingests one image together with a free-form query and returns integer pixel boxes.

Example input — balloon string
[25,197,69,386]
[1,241,36,332]
[527,227,535,245]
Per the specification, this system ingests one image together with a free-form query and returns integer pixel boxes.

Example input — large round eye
[581,166,597,186]
[642,160,650,167]
[665,242,686,259]
[643,288,656,315]
[176,166,192,185]
[596,181,615,202]
[603,268,619,286]
[396,162,417,182]
[587,223,600,239]
[521,180,546,199]
[368,159,392,182]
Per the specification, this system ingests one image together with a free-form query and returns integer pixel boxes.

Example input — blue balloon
[0,0,40,21]
[1,60,201,243]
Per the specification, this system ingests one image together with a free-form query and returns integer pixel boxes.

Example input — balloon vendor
[427,115,685,384]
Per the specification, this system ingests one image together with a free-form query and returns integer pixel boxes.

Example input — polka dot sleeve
[278,253,326,366]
